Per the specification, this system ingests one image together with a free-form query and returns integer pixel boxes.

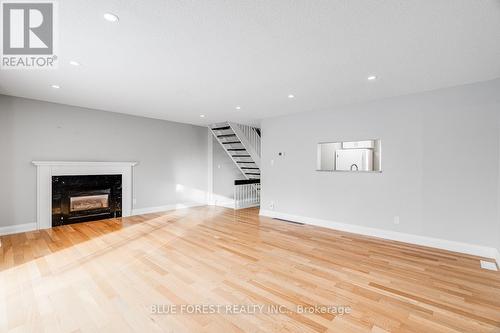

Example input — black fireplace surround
[52,175,122,227]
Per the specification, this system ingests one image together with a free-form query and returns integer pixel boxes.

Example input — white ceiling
[1,0,500,126]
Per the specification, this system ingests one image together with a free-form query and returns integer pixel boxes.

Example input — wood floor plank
[0,206,499,332]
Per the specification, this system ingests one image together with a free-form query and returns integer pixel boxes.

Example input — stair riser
[224,143,244,148]
[232,157,254,162]
[210,122,229,130]
[218,137,240,143]
[213,129,235,136]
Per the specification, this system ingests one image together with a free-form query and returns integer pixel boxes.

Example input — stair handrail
[228,122,261,168]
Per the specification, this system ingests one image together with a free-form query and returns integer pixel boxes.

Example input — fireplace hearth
[52,175,122,227]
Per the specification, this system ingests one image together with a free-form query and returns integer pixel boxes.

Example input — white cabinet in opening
[317,139,381,172]
[335,149,373,171]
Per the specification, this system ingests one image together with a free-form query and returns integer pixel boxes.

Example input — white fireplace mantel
[32,161,138,230]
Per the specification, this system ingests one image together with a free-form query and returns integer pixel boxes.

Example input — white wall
[498,113,500,252]
[261,79,500,250]
[0,95,208,227]
[211,136,245,206]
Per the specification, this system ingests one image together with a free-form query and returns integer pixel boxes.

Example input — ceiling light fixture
[69,60,80,66]
[103,13,119,22]
[367,75,377,81]
[288,94,295,99]
[200,114,205,118]
[235,106,241,110]
[51,85,60,89]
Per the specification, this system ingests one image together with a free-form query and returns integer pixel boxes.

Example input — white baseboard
[0,203,206,237]
[131,202,206,216]
[259,209,500,265]
[0,222,37,236]
[213,200,235,209]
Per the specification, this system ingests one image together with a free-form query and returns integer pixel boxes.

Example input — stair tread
[217,134,237,138]
[211,126,230,131]
[241,167,259,169]
[227,149,246,151]
[222,141,241,144]
[232,155,251,157]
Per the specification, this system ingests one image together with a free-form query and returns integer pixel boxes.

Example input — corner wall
[0,95,209,228]
[261,79,500,254]
[211,135,245,207]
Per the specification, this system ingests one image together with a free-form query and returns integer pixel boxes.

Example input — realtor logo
[1,1,57,69]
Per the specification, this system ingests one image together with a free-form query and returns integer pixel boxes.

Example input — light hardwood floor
[1,206,499,333]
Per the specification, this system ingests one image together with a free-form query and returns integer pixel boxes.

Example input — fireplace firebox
[52,175,122,227]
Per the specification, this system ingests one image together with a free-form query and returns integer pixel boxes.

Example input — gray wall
[0,95,208,227]
[261,79,500,249]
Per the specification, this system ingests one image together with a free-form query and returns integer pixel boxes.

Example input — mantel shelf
[32,161,139,167]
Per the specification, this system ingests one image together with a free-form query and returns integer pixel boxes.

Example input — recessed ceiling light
[200,114,205,118]
[288,94,295,99]
[235,106,241,110]
[51,85,60,89]
[69,60,80,66]
[367,75,377,81]
[103,13,119,22]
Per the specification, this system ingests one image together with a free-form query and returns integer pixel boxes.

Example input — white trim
[480,260,498,271]
[495,249,500,269]
[0,203,206,237]
[0,222,37,236]
[32,161,138,230]
[132,202,206,216]
[214,200,235,209]
[207,129,214,205]
[259,210,500,265]
[32,161,138,167]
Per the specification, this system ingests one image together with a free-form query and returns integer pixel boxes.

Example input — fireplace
[52,175,122,227]
[70,194,109,212]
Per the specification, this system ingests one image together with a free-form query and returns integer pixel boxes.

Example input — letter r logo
[2,2,53,54]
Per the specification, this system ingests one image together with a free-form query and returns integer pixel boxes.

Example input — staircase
[210,122,261,180]
[210,122,261,209]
